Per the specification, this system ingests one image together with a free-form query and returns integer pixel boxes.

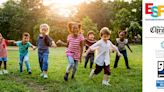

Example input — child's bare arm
[84,48,91,57]
[80,40,84,62]
[7,40,15,43]
[84,41,100,56]
[31,44,36,50]
[111,43,121,56]
[13,41,17,44]
[126,44,132,52]
[51,41,57,48]
[84,45,96,57]
[56,40,68,47]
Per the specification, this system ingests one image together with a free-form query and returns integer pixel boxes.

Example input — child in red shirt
[84,31,96,69]
[0,33,15,75]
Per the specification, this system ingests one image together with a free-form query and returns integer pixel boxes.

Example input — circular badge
[161,41,164,49]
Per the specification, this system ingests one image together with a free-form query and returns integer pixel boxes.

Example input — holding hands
[51,41,57,48]
[32,45,37,50]
[56,40,63,45]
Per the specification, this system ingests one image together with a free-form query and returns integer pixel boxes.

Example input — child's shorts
[94,64,111,75]
[0,57,7,62]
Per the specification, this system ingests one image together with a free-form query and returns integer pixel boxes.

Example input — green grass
[0,45,142,92]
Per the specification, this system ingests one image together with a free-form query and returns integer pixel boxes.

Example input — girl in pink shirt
[57,22,84,81]
[0,33,15,75]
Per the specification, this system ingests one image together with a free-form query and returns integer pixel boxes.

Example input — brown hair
[23,32,30,37]
[67,22,81,33]
[87,31,95,36]
[100,27,111,37]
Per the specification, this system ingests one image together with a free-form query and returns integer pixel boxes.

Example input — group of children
[0,22,132,86]
[0,24,56,79]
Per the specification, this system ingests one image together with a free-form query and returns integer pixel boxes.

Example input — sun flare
[43,0,87,17]
[42,0,132,17]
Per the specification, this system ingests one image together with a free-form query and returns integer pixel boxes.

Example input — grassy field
[0,45,142,92]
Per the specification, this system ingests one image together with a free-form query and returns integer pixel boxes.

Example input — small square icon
[158,61,164,77]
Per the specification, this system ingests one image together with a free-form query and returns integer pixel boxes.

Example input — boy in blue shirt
[15,32,36,74]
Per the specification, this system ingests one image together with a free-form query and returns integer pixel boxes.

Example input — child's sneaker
[64,73,69,81]
[3,70,8,74]
[102,80,111,86]
[28,70,32,74]
[89,69,94,78]
[43,74,48,79]
[127,67,131,69]
[0,70,3,75]
[71,74,74,79]
[20,66,23,73]
[40,73,44,77]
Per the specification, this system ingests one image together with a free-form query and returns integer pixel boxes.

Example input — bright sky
[43,0,131,17]
[0,0,7,5]
[0,0,132,6]
[0,0,131,17]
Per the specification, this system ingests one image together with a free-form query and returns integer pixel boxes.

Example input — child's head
[119,31,126,39]
[0,33,3,40]
[68,22,81,35]
[22,32,30,43]
[100,27,111,41]
[40,23,50,35]
[87,31,95,40]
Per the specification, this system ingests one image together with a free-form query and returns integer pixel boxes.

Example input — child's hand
[56,40,62,45]
[33,46,37,50]
[13,40,16,43]
[80,58,82,63]
[52,41,57,48]
[52,44,57,48]
[117,53,121,57]
[83,53,87,57]
[9,40,15,43]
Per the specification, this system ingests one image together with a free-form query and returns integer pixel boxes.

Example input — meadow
[0,45,142,92]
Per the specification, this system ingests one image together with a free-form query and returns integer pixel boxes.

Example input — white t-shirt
[116,38,128,51]
[90,39,119,66]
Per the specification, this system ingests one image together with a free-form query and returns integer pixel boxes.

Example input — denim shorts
[0,57,7,62]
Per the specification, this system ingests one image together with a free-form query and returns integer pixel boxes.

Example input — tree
[127,21,142,43]
[110,8,131,42]
[0,0,142,44]
[129,0,142,25]
[81,16,98,38]
[77,0,114,30]
[0,0,47,43]
[113,8,131,30]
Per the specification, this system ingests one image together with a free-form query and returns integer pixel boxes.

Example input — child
[114,30,132,69]
[85,27,121,86]
[37,23,56,79]
[57,22,84,81]
[0,33,15,74]
[84,31,96,69]
[15,32,36,74]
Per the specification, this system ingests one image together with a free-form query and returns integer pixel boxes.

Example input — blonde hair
[67,22,81,33]
[100,27,111,37]
[40,23,50,35]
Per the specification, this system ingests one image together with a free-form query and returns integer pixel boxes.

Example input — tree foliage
[0,0,142,44]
